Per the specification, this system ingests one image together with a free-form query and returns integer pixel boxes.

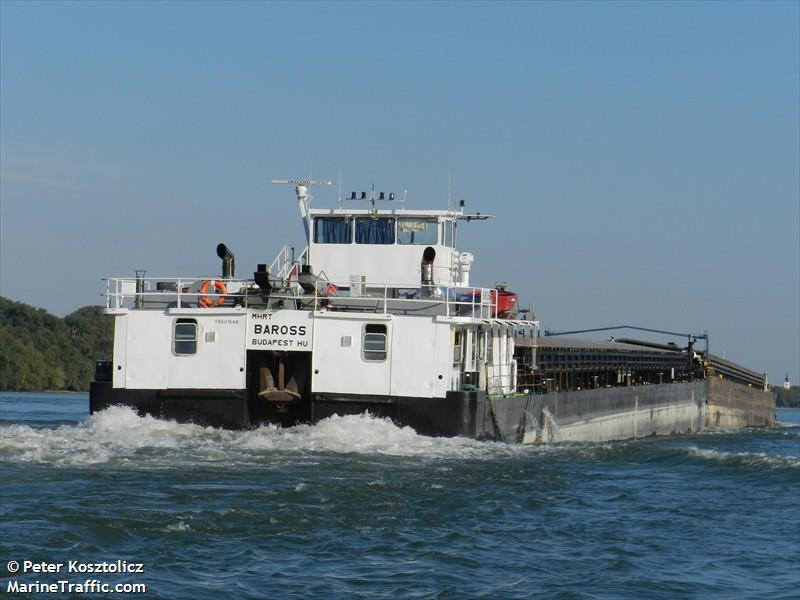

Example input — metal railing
[270,245,310,281]
[487,364,516,397]
[104,277,253,310]
[103,276,502,318]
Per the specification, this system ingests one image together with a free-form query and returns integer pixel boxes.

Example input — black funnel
[217,243,235,278]
[421,246,436,289]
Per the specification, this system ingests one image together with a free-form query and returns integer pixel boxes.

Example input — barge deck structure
[90,180,775,442]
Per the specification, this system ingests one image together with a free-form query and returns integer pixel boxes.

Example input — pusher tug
[90,179,775,442]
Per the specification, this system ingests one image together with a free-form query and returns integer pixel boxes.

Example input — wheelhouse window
[363,324,388,362]
[314,217,352,244]
[174,319,198,355]
[397,218,438,245]
[355,217,394,244]
[443,220,456,248]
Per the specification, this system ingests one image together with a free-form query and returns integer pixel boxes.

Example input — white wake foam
[234,412,524,458]
[685,446,800,470]
[0,406,538,467]
[0,406,225,466]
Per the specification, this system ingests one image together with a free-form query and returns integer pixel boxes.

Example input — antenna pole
[448,166,452,211]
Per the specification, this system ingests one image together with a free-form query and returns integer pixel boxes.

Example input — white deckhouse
[91,179,538,432]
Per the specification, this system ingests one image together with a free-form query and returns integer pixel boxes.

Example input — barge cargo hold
[89,179,775,442]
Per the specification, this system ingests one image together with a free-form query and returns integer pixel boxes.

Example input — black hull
[90,380,775,441]
[90,382,251,429]
[310,392,482,438]
[89,381,482,435]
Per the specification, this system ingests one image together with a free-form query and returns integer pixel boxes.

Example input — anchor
[258,352,302,402]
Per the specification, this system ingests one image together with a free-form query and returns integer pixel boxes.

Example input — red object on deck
[467,286,519,318]
[492,289,518,318]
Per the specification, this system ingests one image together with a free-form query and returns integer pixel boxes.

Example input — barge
[90,180,775,442]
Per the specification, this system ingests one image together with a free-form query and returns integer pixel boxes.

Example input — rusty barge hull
[456,378,776,444]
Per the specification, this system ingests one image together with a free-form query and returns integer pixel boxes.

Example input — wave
[233,411,539,459]
[685,446,800,470]
[774,420,800,429]
[0,406,542,467]
[10,406,792,470]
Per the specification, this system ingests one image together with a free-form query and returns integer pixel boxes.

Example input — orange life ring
[199,280,227,308]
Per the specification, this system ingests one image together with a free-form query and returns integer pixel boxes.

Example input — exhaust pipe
[217,243,235,278]
[421,246,436,296]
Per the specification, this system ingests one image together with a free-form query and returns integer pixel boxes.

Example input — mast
[271,178,332,241]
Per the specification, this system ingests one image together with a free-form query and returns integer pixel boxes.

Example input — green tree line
[0,297,112,391]
[775,385,800,408]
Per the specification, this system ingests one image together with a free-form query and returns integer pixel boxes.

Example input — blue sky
[1,1,798,384]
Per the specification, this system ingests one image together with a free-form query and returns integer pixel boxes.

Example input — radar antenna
[271,178,332,186]
[272,178,332,220]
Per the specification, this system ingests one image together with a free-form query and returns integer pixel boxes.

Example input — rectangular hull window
[174,319,198,355]
[363,324,388,362]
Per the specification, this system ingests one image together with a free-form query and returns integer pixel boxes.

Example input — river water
[1,392,798,599]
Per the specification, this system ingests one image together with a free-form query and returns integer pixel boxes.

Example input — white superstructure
[95,179,538,429]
